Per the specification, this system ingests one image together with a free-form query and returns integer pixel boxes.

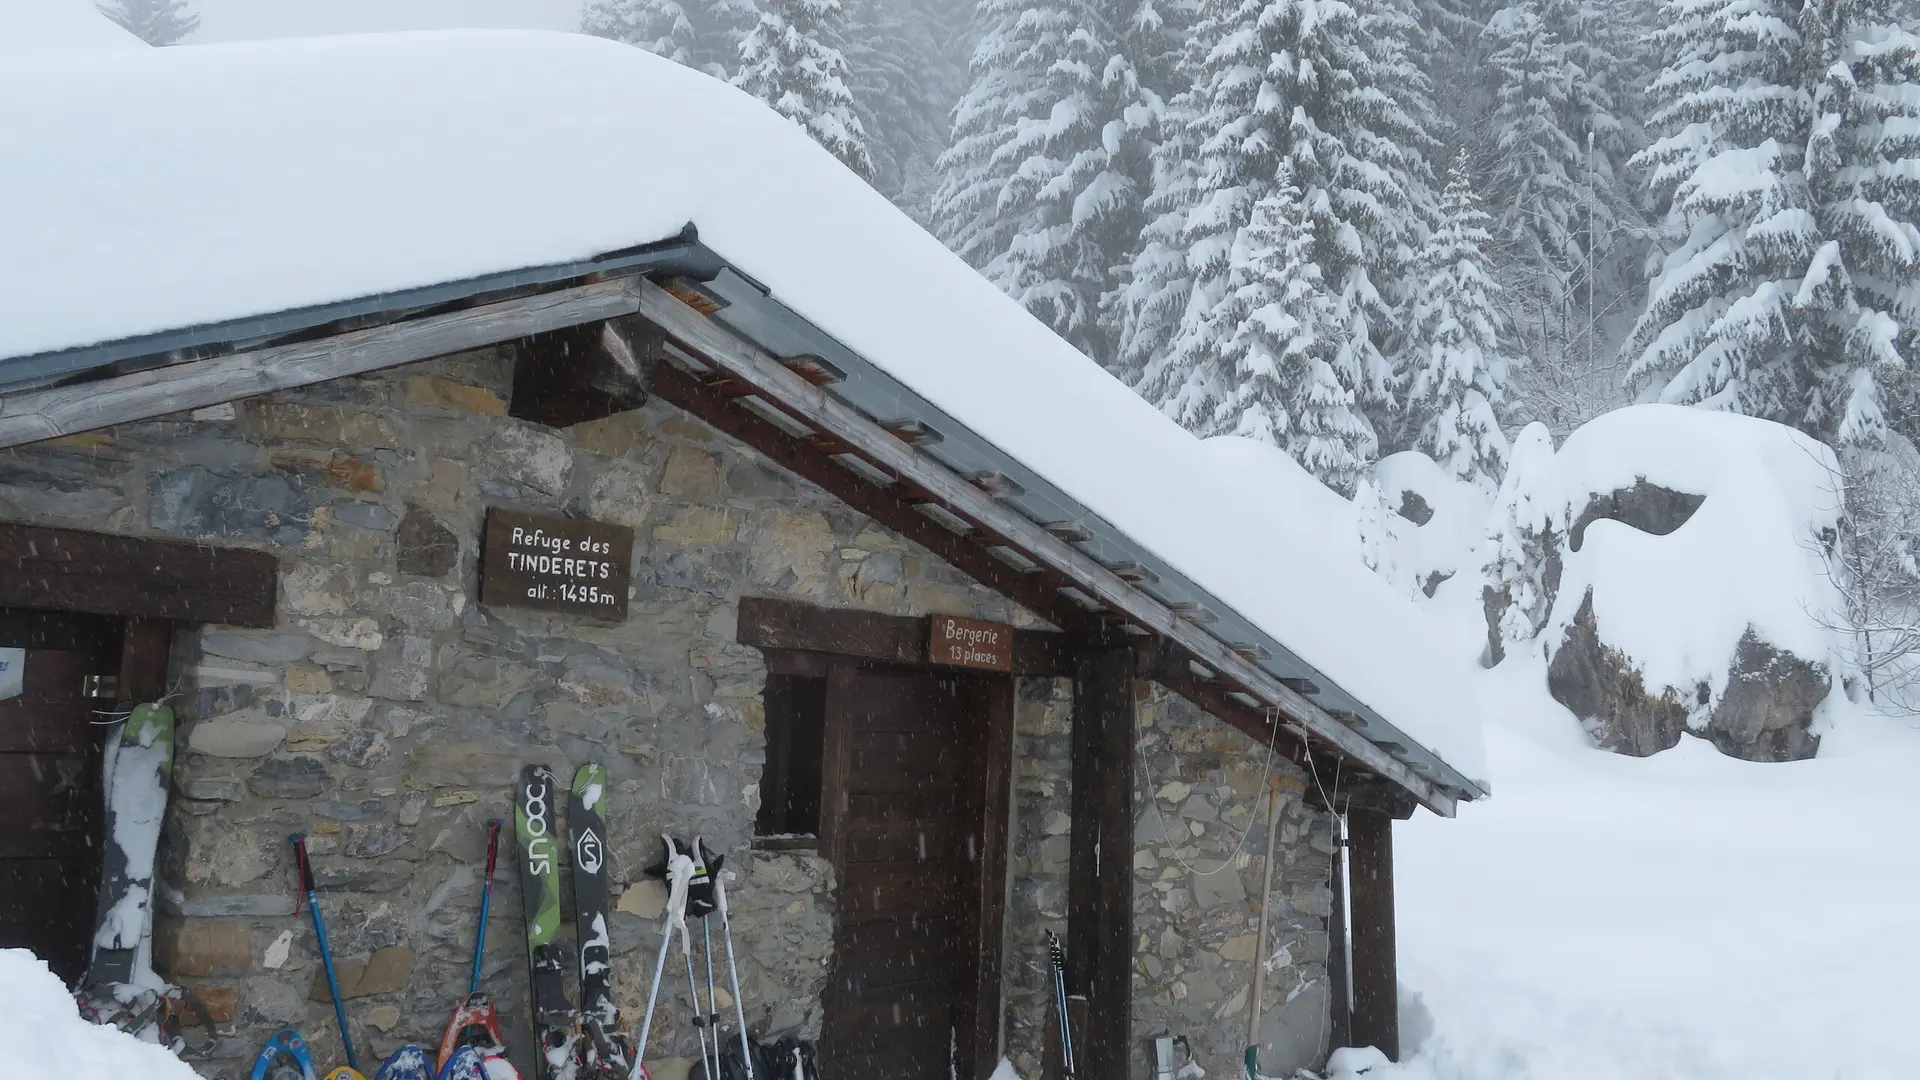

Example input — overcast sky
[188,0,583,43]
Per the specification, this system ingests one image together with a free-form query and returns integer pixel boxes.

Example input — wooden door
[819,663,1007,1080]
[0,611,118,984]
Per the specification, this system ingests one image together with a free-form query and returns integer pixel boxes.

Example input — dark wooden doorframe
[812,658,1015,1080]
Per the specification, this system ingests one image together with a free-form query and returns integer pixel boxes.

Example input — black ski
[516,764,573,1080]
[568,763,631,1079]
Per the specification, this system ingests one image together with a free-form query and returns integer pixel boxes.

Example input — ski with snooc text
[516,764,574,1079]
[568,763,632,1079]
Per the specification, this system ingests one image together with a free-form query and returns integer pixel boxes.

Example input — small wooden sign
[479,509,634,620]
[927,615,1012,672]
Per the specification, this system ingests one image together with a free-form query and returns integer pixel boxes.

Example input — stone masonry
[1001,682,1335,1080]
[0,344,1332,1079]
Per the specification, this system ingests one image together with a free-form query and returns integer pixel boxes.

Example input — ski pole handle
[484,818,501,883]
[291,833,315,907]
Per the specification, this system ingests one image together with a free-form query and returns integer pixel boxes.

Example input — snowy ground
[0,951,199,1080]
[1371,612,1920,1079]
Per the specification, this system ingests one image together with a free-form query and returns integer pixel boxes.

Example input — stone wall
[0,347,1040,1078]
[1130,689,1336,1080]
[999,682,1334,1080]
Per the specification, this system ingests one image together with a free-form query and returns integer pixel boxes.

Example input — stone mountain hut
[0,31,1486,1080]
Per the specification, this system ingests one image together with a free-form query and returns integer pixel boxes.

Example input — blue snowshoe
[374,1045,435,1080]
[251,1028,319,1080]
[435,1046,487,1080]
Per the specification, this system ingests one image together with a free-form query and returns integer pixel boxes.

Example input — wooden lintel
[0,522,278,627]
[648,363,1093,634]
[737,596,1074,677]
[0,277,645,450]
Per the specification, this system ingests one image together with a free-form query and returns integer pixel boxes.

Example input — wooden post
[1068,641,1135,1080]
[1345,809,1398,1059]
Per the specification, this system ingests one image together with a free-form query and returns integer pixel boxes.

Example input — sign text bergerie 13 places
[480,509,634,620]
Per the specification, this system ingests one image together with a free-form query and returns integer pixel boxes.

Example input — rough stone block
[395,505,460,577]
[150,467,320,546]
[408,375,507,415]
[308,946,413,1001]
[247,756,333,799]
[369,634,433,702]
[154,919,250,977]
[188,717,288,759]
[201,630,311,666]
[196,986,239,1023]
[483,424,571,496]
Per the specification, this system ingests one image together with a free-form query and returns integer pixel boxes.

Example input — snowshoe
[374,1045,435,1080]
[325,1070,369,1080]
[438,991,510,1070]
[437,1046,512,1080]
[251,1028,320,1080]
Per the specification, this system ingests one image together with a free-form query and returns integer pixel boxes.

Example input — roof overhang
[0,231,1487,816]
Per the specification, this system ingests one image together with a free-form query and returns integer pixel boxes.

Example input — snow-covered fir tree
[734,0,874,179]
[1406,155,1511,489]
[581,0,756,79]
[845,0,977,219]
[1627,0,1920,446]
[1133,0,1436,479]
[930,0,1172,361]
[97,0,197,45]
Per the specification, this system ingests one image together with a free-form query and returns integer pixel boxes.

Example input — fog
[188,0,580,43]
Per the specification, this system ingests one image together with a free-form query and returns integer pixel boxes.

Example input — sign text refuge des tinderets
[480,508,634,620]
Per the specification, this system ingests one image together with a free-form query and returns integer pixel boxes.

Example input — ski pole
[1047,930,1076,1080]
[710,853,754,1080]
[471,818,502,994]
[292,834,358,1072]
[631,838,694,1080]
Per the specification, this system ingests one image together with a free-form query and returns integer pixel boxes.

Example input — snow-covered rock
[1478,405,1845,761]
[0,949,199,1080]
[1357,451,1490,600]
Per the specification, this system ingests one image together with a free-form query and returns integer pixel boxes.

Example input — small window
[755,673,825,843]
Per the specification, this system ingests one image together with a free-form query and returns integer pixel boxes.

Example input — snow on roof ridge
[0,30,1488,785]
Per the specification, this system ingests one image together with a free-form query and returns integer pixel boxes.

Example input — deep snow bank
[0,950,199,1080]
[1378,651,1920,1080]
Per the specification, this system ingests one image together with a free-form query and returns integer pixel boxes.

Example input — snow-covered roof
[0,31,1488,794]
[0,0,146,56]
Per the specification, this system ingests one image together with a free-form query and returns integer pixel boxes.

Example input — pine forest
[583,0,1920,500]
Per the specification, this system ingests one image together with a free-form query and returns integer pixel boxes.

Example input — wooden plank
[737,596,1073,676]
[13,650,93,704]
[964,677,1014,1080]
[0,277,646,449]
[0,754,97,858]
[118,619,173,705]
[0,610,119,652]
[1346,809,1399,1059]
[0,523,278,628]
[1068,643,1135,1080]
[818,660,859,872]
[0,702,94,754]
[634,279,1459,816]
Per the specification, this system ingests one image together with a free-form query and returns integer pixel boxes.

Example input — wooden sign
[479,509,633,620]
[927,615,1012,672]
